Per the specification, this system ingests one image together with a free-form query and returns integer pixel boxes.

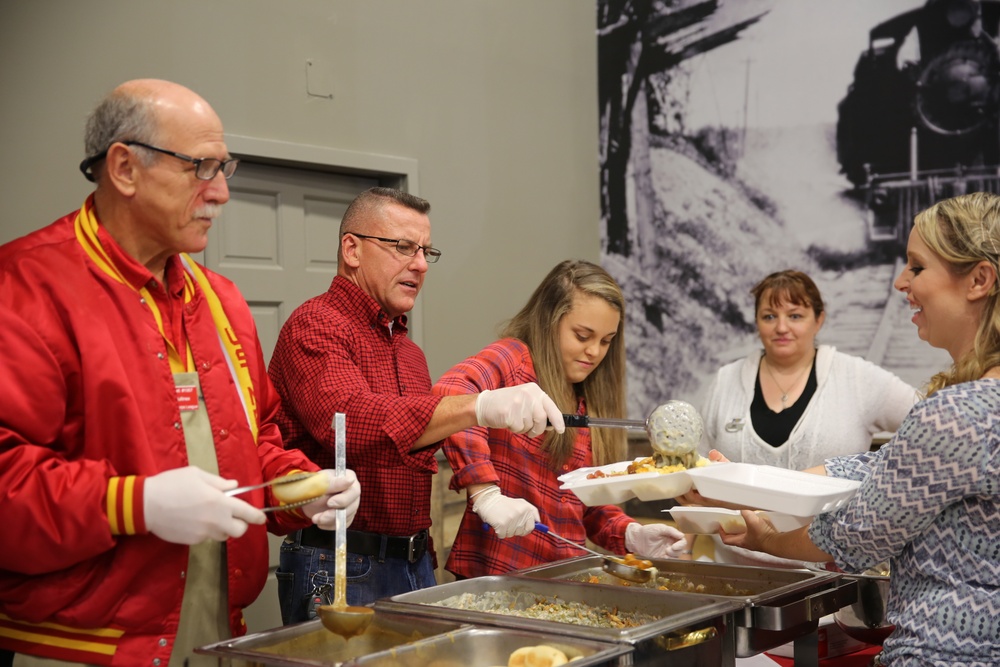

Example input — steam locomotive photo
[836,0,1000,246]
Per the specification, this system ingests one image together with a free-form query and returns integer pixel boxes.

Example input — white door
[202,161,377,632]
[205,162,378,363]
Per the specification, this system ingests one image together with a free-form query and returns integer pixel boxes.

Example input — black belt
[299,525,428,563]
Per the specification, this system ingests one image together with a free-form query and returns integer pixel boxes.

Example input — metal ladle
[562,400,704,468]
[317,413,374,639]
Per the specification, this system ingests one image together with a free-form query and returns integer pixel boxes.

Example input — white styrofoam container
[558,458,696,506]
[666,506,812,534]
[685,463,860,515]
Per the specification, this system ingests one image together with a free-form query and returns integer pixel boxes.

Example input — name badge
[176,385,200,411]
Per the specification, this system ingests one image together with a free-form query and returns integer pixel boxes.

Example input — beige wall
[0,0,600,379]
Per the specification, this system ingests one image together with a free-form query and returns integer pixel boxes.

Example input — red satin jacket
[0,208,318,665]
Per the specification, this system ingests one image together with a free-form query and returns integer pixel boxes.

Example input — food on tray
[580,571,753,596]
[271,472,328,503]
[507,645,569,667]
[621,553,653,570]
[431,591,657,629]
[585,455,708,479]
[654,576,752,596]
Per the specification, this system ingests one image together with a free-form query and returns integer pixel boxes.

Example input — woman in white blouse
[692,270,919,564]
[701,269,918,471]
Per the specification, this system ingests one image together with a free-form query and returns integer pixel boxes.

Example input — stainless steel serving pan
[194,611,465,667]
[514,556,857,659]
[358,626,632,667]
[374,575,745,667]
[195,607,631,667]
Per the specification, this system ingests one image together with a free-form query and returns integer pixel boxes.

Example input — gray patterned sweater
[811,379,1000,666]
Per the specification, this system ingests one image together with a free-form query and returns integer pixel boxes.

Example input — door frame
[223,134,424,347]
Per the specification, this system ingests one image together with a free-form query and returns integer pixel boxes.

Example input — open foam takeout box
[560,460,860,516]
[558,457,702,506]
[684,462,861,516]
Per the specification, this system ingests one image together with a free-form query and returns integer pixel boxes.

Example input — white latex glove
[474,382,565,437]
[471,486,539,538]
[625,522,688,559]
[144,466,265,545]
[302,469,362,532]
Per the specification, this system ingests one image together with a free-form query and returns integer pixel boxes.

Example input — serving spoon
[317,413,374,639]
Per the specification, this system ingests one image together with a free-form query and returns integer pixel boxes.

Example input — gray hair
[80,88,160,182]
[340,187,431,236]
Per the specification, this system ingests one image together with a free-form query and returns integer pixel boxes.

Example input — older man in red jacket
[0,79,360,667]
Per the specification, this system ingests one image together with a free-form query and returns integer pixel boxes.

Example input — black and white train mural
[598,0,995,416]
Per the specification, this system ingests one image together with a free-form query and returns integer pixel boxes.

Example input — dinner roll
[508,645,568,667]
[272,472,328,504]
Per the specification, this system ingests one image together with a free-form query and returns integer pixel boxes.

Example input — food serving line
[196,405,875,666]
[196,555,858,666]
[196,465,866,666]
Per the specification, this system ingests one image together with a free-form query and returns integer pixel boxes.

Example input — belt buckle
[406,531,425,563]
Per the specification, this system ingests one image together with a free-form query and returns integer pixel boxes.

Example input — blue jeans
[276,531,437,625]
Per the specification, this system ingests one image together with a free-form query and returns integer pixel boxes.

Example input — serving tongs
[534,522,655,584]
[561,400,704,469]
[225,472,321,512]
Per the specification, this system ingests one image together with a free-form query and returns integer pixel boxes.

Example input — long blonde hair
[501,260,627,468]
[914,192,1000,394]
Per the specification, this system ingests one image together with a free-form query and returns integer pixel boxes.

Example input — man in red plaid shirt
[268,187,564,623]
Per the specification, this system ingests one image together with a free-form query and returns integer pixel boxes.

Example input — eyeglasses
[78,140,240,182]
[348,232,442,263]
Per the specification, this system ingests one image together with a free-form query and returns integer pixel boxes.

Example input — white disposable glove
[471,486,539,538]
[625,522,688,559]
[302,469,362,532]
[144,466,265,545]
[474,382,565,438]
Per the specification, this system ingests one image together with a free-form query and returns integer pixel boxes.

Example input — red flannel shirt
[434,338,633,578]
[268,276,442,541]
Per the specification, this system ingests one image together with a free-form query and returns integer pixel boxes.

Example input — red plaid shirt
[268,276,442,538]
[434,338,632,578]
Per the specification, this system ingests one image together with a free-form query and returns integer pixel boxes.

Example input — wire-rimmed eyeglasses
[347,232,442,263]
[78,140,240,182]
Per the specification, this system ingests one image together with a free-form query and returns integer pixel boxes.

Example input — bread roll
[272,472,328,503]
[508,645,568,667]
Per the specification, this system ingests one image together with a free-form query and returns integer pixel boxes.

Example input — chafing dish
[195,609,631,667]
[355,626,631,667]
[515,556,857,661]
[374,575,745,667]
[194,610,463,666]
[833,564,894,645]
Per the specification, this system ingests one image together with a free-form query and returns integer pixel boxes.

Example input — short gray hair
[80,88,160,181]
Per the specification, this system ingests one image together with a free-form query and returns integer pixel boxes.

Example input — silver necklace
[762,354,812,408]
